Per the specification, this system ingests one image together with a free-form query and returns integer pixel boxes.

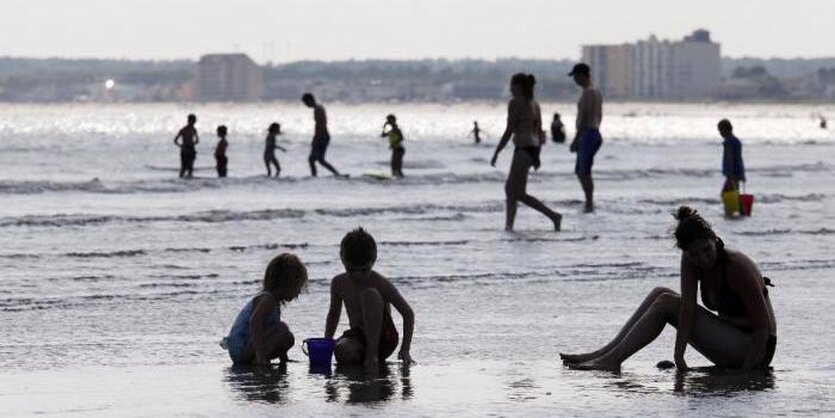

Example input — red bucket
[739,193,754,216]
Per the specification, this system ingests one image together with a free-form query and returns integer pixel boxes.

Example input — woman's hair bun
[674,206,698,221]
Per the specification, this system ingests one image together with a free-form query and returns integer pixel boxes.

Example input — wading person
[490,73,562,231]
[381,114,405,177]
[174,114,199,178]
[301,93,346,177]
[569,63,603,213]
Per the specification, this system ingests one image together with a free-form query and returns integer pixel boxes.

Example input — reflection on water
[674,367,776,396]
[325,363,414,405]
[224,363,290,404]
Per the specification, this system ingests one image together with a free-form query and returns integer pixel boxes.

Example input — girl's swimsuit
[222,291,281,364]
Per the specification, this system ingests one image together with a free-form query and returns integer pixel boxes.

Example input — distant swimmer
[820,115,828,130]
[561,207,777,372]
[490,73,562,231]
[470,121,483,144]
[174,114,199,178]
[381,114,405,177]
[569,63,603,213]
[550,113,566,143]
[301,93,346,177]
[215,125,228,178]
[264,122,287,178]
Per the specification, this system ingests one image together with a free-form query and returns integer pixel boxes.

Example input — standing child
[718,119,746,216]
[173,114,199,178]
[325,228,415,367]
[470,121,483,144]
[222,253,308,365]
[215,125,229,178]
[381,114,405,177]
[264,123,287,178]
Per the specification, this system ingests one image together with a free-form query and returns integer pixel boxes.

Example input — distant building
[582,30,721,99]
[582,44,634,98]
[195,54,263,101]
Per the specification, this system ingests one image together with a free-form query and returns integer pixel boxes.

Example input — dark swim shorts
[337,311,399,363]
[575,128,602,175]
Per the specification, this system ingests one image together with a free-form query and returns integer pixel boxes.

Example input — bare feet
[559,352,598,364]
[568,358,621,372]
[584,203,595,213]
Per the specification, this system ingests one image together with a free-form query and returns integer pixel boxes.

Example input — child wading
[381,114,405,177]
[325,228,415,367]
[215,125,228,178]
[222,253,308,365]
[719,119,746,216]
[264,123,287,178]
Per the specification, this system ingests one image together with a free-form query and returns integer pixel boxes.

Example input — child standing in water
[381,114,405,177]
[174,114,199,178]
[214,125,228,178]
[325,228,415,368]
[222,253,308,365]
[718,119,746,215]
[264,123,287,178]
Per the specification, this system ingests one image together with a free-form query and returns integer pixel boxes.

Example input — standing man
[174,113,199,178]
[301,93,346,177]
[569,63,603,213]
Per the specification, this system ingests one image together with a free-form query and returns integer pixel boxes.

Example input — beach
[1,102,834,416]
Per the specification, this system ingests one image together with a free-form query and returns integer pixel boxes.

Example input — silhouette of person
[718,119,746,216]
[264,123,287,178]
[561,207,777,372]
[551,113,566,143]
[470,121,483,144]
[820,115,828,130]
[215,125,228,178]
[569,63,603,212]
[301,93,346,177]
[381,114,405,177]
[490,73,562,231]
[173,114,199,178]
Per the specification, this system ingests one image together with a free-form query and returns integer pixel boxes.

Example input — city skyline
[1,0,834,63]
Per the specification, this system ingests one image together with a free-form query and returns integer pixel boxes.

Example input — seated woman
[561,206,776,371]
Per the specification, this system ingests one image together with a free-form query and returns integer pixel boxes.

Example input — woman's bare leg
[560,287,676,364]
[506,150,561,230]
[571,293,750,371]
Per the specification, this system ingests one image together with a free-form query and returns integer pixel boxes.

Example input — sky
[2,0,833,63]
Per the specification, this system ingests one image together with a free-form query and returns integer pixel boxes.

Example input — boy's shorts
[337,311,399,362]
[575,128,603,175]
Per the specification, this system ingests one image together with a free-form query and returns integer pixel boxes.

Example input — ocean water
[1,102,834,416]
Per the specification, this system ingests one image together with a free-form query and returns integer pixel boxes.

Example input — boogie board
[363,170,393,181]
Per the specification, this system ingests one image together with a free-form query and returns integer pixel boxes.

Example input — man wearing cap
[569,63,603,213]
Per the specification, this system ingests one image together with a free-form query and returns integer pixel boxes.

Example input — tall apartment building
[582,30,721,99]
[195,54,263,101]
[582,44,634,98]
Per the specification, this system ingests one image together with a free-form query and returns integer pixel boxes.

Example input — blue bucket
[302,338,335,366]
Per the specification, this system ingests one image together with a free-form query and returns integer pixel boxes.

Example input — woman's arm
[491,101,515,166]
[674,257,699,370]
[248,292,279,364]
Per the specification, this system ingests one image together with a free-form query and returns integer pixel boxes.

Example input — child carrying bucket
[221,253,308,365]
[718,119,750,216]
[324,228,415,368]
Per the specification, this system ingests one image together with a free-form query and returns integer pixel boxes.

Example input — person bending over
[325,228,415,368]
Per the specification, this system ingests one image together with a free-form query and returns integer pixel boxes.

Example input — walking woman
[490,73,562,231]
[561,206,777,371]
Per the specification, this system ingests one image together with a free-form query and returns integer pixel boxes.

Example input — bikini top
[702,242,773,319]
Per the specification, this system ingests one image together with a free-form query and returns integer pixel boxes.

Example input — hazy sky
[2,0,833,63]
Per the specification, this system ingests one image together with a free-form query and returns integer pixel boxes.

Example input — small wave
[736,228,835,237]
[379,240,470,247]
[0,209,305,228]
[64,249,146,258]
[228,242,309,252]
